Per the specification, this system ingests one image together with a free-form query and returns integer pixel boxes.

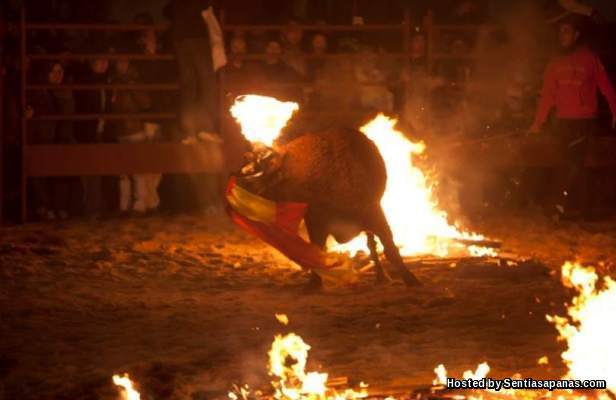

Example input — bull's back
[269,128,386,213]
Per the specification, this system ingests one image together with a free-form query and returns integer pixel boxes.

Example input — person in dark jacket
[108,56,154,213]
[26,61,77,220]
[164,1,227,215]
[260,39,303,102]
[75,50,111,217]
[164,0,217,140]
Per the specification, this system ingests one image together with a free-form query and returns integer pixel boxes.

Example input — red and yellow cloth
[225,177,357,284]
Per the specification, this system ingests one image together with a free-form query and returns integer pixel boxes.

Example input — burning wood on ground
[217,261,613,400]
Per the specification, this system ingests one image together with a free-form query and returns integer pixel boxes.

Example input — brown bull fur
[243,128,421,289]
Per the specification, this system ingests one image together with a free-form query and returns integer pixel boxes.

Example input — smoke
[461,1,553,136]
[426,1,557,220]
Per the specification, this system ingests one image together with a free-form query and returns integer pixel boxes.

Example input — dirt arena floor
[1,213,615,399]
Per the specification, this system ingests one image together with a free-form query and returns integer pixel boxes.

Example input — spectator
[281,19,306,77]
[75,49,111,217]
[448,0,484,24]
[306,32,328,82]
[408,32,428,71]
[303,32,329,108]
[133,14,165,212]
[438,38,473,84]
[224,35,263,95]
[164,0,225,215]
[529,15,616,218]
[354,45,394,112]
[400,32,441,135]
[108,55,154,214]
[26,61,76,220]
[163,0,218,141]
[260,39,302,102]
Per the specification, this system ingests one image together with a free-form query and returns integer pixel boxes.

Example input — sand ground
[1,213,615,399]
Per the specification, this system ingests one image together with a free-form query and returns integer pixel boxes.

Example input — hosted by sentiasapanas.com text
[446,377,607,392]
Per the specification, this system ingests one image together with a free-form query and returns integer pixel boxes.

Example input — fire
[112,373,141,400]
[229,323,368,400]
[547,262,616,394]
[267,333,367,400]
[331,114,493,257]
[276,313,290,325]
[230,95,492,258]
[230,95,299,147]
[432,362,490,386]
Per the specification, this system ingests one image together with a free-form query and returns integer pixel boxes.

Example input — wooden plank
[222,23,405,32]
[450,136,616,169]
[20,5,27,222]
[26,23,169,31]
[27,83,179,91]
[30,113,176,121]
[24,143,223,176]
[28,53,175,61]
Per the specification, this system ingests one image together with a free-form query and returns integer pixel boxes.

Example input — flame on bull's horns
[230,95,299,147]
[547,261,616,395]
[112,373,141,400]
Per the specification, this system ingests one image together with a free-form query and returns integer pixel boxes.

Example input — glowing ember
[276,314,290,325]
[538,356,549,366]
[547,262,616,394]
[112,373,141,400]
[331,114,493,257]
[230,95,299,147]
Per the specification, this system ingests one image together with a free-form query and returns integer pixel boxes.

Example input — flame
[276,314,290,325]
[547,262,616,394]
[268,333,331,399]
[331,114,493,257]
[112,373,141,400]
[230,96,492,258]
[462,362,490,380]
[231,329,368,400]
[433,364,448,386]
[230,95,299,147]
[538,356,549,365]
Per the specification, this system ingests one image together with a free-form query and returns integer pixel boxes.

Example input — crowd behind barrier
[1,0,616,224]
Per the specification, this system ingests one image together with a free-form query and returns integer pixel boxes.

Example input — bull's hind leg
[367,206,421,287]
[366,232,390,284]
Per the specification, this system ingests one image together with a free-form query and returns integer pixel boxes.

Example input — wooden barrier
[452,136,616,169]
[15,7,415,223]
[24,143,222,176]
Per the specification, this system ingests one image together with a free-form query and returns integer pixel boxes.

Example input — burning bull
[228,95,421,289]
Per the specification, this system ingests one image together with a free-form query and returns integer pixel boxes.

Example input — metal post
[0,13,4,224]
[423,11,434,75]
[402,8,411,116]
[20,5,27,223]
[218,7,226,138]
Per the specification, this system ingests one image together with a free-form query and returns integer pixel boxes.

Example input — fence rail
[27,84,179,91]
[28,53,176,61]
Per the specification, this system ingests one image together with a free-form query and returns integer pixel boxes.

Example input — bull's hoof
[375,271,392,286]
[302,272,323,293]
[402,271,422,287]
